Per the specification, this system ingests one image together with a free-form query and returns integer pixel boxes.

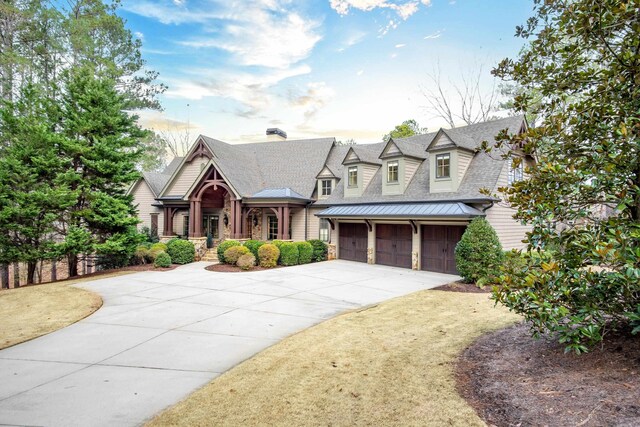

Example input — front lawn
[148,290,520,426]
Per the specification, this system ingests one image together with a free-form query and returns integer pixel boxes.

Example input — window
[267,216,278,240]
[321,179,332,196]
[387,160,399,183]
[183,215,189,237]
[508,158,524,184]
[319,218,330,242]
[436,153,450,179]
[348,166,358,187]
[150,213,159,237]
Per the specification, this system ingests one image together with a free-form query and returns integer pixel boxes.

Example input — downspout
[481,201,494,213]
[304,203,309,240]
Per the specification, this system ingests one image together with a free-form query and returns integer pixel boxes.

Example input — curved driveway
[0,260,457,426]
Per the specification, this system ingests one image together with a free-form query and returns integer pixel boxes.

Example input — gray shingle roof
[163,157,183,176]
[316,202,484,218]
[343,145,383,165]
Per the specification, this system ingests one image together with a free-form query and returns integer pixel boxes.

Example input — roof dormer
[426,129,476,193]
[342,146,380,197]
[379,138,425,195]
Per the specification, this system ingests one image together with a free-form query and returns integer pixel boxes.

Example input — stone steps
[201,248,219,263]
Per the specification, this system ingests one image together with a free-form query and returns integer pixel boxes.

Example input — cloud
[134,31,144,40]
[424,29,443,39]
[337,31,367,52]
[288,82,335,121]
[395,43,406,48]
[136,110,196,132]
[122,0,223,25]
[357,69,364,76]
[330,0,425,20]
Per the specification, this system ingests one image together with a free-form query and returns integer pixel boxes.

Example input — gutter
[481,201,494,212]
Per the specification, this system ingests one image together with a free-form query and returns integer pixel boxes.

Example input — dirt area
[205,263,282,273]
[433,281,491,293]
[457,323,640,427]
[148,291,520,427]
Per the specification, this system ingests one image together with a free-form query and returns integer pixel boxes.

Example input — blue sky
[120,0,534,146]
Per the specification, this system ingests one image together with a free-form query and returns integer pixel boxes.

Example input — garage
[376,224,412,268]
[338,222,368,263]
[421,225,466,274]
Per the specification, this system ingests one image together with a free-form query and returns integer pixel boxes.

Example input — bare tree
[421,61,501,128]
[158,126,192,158]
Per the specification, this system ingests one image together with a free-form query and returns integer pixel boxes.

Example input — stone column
[412,225,421,270]
[367,223,376,264]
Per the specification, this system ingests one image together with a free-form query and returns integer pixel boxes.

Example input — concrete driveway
[0,260,457,426]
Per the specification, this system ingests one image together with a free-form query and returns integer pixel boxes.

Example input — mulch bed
[432,281,491,293]
[205,264,282,273]
[456,322,640,427]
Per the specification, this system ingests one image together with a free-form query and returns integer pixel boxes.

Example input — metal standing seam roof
[250,187,309,200]
[315,202,485,218]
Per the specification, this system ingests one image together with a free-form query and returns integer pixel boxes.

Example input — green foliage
[217,240,240,263]
[488,0,640,352]
[154,251,171,268]
[382,119,426,143]
[296,241,313,264]
[224,246,250,265]
[454,218,503,284]
[257,244,280,268]
[243,240,265,259]
[166,239,195,265]
[95,226,146,269]
[150,242,168,252]
[307,239,328,262]
[140,226,159,243]
[279,242,299,266]
[134,246,150,264]
[236,253,256,271]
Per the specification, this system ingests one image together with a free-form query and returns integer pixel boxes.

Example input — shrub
[296,241,313,264]
[150,242,167,252]
[217,240,240,263]
[236,253,256,271]
[307,239,328,262]
[455,218,504,285]
[166,239,195,264]
[95,226,146,269]
[243,240,265,258]
[279,242,299,266]
[224,245,250,264]
[154,251,172,268]
[149,247,164,261]
[258,244,280,268]
[141,226,159,243]
[134,246,150,264]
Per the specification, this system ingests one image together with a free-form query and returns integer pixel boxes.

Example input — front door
[202,214,219,241]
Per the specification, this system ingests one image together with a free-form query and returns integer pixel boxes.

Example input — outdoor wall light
[253,215,258,227]
[223,214,229,226]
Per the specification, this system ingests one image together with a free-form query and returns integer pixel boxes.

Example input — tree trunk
[13,263,19,288]
[51,259,57,282]
[26,261,36,285]
[0,264,8,289]
[67,254,78,277]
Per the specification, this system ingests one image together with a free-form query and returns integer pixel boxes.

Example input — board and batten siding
[132,179,164,233]
[404,158,421,186]
[433,132,454,148]
[458,150,473,181]
[164,156,207,196]
[485,161,531,250]
[362,164,378,190]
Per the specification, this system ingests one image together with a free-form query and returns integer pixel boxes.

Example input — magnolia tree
[487,0,640,353]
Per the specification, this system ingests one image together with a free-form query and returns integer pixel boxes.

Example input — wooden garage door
[376,224,412,268]
[421,225,466,274]
[339,223,368,263]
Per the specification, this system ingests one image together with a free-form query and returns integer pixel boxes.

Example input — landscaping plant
[217,240,240,263]
[154,252,172,268]
[166,239,195,265]
[486,0,640,352]
[307,239,328,262]
[257,244,280,268]
[296,241,313,264]
[224,245,250,265]
[279,242,299,266]
[236,253,256,271]
[243,240,265,258]
[454,218,503,285]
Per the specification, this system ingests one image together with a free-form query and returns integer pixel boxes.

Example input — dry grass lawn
[0,273,130,350]
[148,290,521,427]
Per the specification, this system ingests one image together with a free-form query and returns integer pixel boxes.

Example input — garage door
[376,224,412,268]
[421,225,466,274]
[339,223,368,263]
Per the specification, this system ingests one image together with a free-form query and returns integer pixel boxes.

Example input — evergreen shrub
[217,240,240,263]
[166,239,195,264]
[454,218,504,285]
[257,244,280,268]
[279,242,299,266]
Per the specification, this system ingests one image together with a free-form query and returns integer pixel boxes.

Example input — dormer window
[436,153,450,179]
[508,158,524,184]
[321,179,332,196]
[348,166,358,187]
[387,160,399,183]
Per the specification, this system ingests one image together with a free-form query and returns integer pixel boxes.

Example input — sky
[120,0,535,146]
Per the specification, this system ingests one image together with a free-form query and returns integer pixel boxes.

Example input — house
[128,115,532,274]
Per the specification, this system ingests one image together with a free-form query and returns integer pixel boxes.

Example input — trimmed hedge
[166,239,195,265]
[217,240,240,263]
[258,244,280,268]
[296,241,313,264]
[454,217,504,285]
[279,242,299,266]
[237,253,256,271]
[224,245,250,264]
[307,239,328,262]
[243,240,265,258]
[154,251,172,268]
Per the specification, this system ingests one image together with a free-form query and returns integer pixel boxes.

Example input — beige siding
[404,158,421,186]
[485,162,531,250]
[131,180,164,233]
[433,133,454,148]
[289,208,322,241]
[382,142,401,156]
[164,156,207,196]
[307,208,321,240]
[458,150,473,181]
[345,149,359,162]
[174,211,189,236]
[362,164,378,189]
[290,209,306,241]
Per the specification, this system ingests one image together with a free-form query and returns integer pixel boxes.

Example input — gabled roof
[142,172,170,196]
[342,145,382,165]
[380,138,427,160]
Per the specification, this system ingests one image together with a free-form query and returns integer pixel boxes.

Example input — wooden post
[283,206,290,240]
[194,200,202,237]
[230,199,236,239]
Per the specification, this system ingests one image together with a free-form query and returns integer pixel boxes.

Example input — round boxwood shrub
[134,246,150,264]
[243,240,265,258]
[455,217,504,285]
[257,244,280,268]
[236,253,256,271]
[150,242,167,252]
[154,251,172,268]
[296,241,313,264]
[279,242,299,266]
[217,240,240,263]
[166,239,195,265]
[307,239,328,262]
[224,245,250,264]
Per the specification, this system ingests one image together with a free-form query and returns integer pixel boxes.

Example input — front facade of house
[129,116,532,274]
